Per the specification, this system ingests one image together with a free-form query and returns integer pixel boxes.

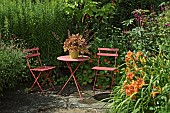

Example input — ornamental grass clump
[63,33,90,54]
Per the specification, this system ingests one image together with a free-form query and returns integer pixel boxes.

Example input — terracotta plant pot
[69,51,79,59]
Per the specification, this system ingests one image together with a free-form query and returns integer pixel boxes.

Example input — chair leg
[41,70,56,90]
[93,70,98,94]
[47,76,56,90]
[31,71,44,93]
[111,72,114,90]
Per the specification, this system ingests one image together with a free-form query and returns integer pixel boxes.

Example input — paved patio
[0,83,112,113]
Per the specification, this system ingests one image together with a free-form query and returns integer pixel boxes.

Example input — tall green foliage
[0,0,68,66]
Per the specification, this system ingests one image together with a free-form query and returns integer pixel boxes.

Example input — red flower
[103,58,107,62]
[93,54,97,58]
[89,59,93,63]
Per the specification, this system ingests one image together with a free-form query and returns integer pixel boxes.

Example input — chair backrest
[24,47,42,69]
[97,48,119,67]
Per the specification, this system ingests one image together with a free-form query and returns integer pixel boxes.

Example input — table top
[57,55,90,62]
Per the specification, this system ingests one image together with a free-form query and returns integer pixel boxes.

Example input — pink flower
[134,13,141,21]
[165,23,170,27]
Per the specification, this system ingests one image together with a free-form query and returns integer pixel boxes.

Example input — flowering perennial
[123,51,145,99]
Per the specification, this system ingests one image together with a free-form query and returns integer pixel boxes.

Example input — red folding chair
[24,47,56,93]
[92,48,119,91]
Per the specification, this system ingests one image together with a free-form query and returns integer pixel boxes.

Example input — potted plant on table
[63,33,90,59]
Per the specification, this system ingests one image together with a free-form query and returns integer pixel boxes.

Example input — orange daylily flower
[151,91,159,98]
[125,89,132,96]
[137,78,145,88]
[136,51,142,57]
[134,57,138,61]
[123,78,145,98]
[126,50,133,58]
[126,72,135,80]
[125,57,131,62]
[124,84,138,97]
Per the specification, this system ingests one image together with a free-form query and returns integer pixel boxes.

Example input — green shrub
[121,2,170,53]
[0,41,26,94]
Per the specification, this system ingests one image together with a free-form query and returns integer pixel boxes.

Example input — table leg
[58,61,83,99]
[67,62,83,91]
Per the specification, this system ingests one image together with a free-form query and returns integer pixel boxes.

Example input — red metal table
[57,55,90,99]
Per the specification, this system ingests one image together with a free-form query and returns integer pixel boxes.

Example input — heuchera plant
[63,33,90,54]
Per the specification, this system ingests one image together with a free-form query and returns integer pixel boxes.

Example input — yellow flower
[124,67,130,72]
[140,57,146,63]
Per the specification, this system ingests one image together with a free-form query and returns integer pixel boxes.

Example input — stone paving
[0,83,111,113]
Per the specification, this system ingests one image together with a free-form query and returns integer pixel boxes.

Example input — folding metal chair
[92,48,119,91]
[24,47,56,93]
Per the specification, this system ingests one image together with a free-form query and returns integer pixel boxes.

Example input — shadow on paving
[0,83,111,113]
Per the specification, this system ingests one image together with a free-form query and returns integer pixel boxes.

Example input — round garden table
[57,55,90,100]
